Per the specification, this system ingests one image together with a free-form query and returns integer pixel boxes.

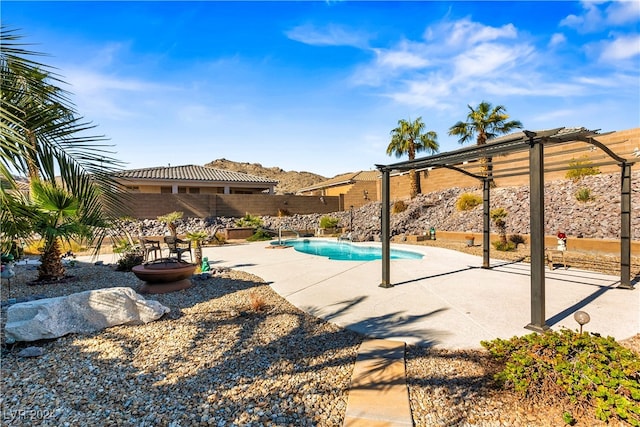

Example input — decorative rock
[5,287,170,342]
[17,346,45,357]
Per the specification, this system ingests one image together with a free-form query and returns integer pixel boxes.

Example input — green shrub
[115,250,144,271]
[508,234,527,246]
[482,330,640,426]
[492,240,516,251]
[566,155,600,181]
[235,213,263,228]
[392,200,408,214]
[246,228,273,242]
[456,193,482,211]
[319,216,340,229]
[575,187,594,202]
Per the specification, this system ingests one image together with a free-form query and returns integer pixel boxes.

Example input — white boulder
[5,287,170,343]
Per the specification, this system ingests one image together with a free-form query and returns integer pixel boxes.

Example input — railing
[278,227,300,245]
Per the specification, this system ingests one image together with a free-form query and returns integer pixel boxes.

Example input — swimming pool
[272,239,423,261]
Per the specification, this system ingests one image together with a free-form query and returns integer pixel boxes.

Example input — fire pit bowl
[133,258,197,294]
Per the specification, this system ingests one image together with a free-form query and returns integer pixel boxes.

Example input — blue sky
[4,1,639,177]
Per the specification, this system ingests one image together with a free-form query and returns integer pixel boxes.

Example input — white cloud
[561,1,640,33]
[373,47,430,70]
[599,34,640,60]
[549,33,567,47]
[285,23,370,48]
[351,17,537,109]
[427,18,517,48]
[452,43,533,79]
[63,68,173,120]
[560,2,604,33]
[604,1,640,26]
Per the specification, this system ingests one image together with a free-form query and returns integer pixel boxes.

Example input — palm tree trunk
[409,169,420,198]
[194,242,203,266]
[38,238,65,281]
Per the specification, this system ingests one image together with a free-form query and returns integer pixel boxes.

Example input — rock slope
[205,158,327,195]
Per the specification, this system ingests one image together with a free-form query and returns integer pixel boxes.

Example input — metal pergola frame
[376,127,636,332]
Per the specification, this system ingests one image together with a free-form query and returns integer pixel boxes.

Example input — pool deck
[202,239,639,349]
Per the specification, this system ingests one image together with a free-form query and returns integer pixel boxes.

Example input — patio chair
[139,237,162,262]
[164,236,192,262]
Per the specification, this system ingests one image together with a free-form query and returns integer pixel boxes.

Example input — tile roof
[297,170,380,192]
[113,165,278,184]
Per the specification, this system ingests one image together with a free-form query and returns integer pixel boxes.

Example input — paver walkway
[343,339,412,427]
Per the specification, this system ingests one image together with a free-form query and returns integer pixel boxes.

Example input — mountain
[204,158,328,195]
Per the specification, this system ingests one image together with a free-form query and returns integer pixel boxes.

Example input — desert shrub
[482,330,640,426]
[492,240,516,251]
[319,216,340,229]
[115,250,144,272]
[246,228,273,242]
[248,291,266,312]
[235,213,263,228]
[566,155,600,181]
[456,193,482,211]
[575,187,594,202]
[508,234,527,246]
[392,200,408,214]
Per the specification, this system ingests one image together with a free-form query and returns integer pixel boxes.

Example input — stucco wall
[122,193,341,219]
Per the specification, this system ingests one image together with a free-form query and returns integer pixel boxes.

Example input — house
[297,170,379,209]
[113,164,278,195]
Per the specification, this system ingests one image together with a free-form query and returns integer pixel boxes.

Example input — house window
[161,186,172,193]
[126,186,139,192]
[178,187,187,193]
[188,188,200,194]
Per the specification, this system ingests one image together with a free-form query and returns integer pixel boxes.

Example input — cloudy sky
[4,1,639,177]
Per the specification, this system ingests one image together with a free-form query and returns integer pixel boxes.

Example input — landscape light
[574,310,590,334]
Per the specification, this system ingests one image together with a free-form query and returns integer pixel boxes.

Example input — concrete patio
[202,239,639,349]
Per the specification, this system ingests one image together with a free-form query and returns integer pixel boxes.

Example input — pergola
[376,127,636,332]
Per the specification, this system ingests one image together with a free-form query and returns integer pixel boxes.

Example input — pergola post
[482,178,490,268]
[619,162,633,289]
[526,138,550,332]
[380,168,392,288]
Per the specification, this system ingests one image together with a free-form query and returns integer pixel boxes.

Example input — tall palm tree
[448,101,523,182]
[1,26,130,256]
[387,117,439,198]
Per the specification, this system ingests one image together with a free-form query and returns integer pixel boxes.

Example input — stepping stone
[344,339,412,427]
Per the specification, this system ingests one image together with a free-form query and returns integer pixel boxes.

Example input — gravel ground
[1,246,638,426]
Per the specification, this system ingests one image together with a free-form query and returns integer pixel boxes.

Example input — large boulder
[5,287,170,343]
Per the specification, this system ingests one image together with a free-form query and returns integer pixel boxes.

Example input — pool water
[273,239,423,261]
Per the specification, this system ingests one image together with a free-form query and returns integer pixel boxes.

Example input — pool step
[343,339,413,427]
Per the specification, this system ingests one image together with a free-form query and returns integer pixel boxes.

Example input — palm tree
[448,101,522,182]
[29,180,107,281]
[387,117,439,198]
[1,27,130,256]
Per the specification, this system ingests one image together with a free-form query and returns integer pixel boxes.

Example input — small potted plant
[464,233,475,247]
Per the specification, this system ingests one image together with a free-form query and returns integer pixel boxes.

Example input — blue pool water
[272,239,423,261]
